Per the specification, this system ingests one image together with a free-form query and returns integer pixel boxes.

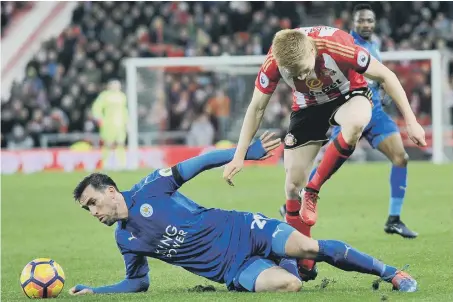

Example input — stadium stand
[1,1,452,149]
[1,2,34,37]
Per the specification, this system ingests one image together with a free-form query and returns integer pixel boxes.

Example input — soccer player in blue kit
[280,4,417,239]
[69,132,417,296]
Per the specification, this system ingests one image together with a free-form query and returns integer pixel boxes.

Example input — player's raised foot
[384,216,418,239]
[279,204,287,222]
[389,271,418,292]
[299,188,319,226]
[298,259,318,282]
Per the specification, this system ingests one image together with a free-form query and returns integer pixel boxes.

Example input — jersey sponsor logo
[305,78,323,89]
[357,50,369,67]
[128,232,137,241]
[308,79,342,96]
[159,168,173,177]
[259,72,269,88]
[284,133,297,147]
[140,203,153,218]
[155,225,188,258]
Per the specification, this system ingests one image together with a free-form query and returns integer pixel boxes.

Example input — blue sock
[279,258,301,281]
[389,165,407,217]
[309,166,317,182]
[316,240,397,281]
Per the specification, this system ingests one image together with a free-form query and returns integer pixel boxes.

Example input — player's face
[353,10,375,40]
[79,185,119,226]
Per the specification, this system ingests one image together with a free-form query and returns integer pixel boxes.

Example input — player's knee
[391,152,409,167]
[280,277,302,292]
[340,117,369,144]
[349,114,371,133]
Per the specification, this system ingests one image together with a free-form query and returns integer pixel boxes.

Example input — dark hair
[73,173,119,201]
[353,3,374,15]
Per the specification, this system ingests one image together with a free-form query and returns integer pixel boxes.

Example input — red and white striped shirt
[255,26,371,111]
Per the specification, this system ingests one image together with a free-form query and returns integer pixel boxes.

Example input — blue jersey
[115,167,276,287]
[350,30,383,111]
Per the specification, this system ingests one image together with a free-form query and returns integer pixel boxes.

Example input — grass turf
[2,162,453,301]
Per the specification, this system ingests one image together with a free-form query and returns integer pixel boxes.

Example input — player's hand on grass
[406,121,427,147]
[69,285,94,295]
[223,131,281,186]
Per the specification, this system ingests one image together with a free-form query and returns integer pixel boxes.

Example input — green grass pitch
[2,162,453,301]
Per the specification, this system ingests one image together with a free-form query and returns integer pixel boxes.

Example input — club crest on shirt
[140,203,153,218]
[321,68,336,77]
[284,133,297,147]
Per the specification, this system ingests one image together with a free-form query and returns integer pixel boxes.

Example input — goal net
[124,51,452,169]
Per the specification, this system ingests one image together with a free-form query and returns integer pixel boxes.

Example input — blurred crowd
[1,1,452,149]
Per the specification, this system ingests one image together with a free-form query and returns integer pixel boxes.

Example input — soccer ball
[20,258,65,299]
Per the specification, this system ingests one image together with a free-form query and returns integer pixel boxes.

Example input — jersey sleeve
[122,252,149,279]
[325,30,371,74]
[131,168,181,195]
[254,50,281,95]
[116,229,150,279]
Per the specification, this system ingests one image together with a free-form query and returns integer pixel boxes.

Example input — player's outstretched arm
[69,275,150,295]
[364,57,426,147]
[69,252,150,296]
[175,131,280,187]
[223,88,273,183]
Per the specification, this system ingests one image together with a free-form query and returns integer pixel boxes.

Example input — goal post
[124,50,450,168]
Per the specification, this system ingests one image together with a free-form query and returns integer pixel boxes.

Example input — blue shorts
[228,218,296,292]
[331,106,399,149]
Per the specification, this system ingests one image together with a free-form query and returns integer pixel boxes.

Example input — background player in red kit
[223,27,426,277]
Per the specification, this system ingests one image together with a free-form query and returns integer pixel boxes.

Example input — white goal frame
[124,50,447,168]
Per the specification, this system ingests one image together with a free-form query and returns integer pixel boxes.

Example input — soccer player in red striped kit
[223,26,426,279]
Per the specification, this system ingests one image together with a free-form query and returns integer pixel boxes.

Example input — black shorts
[284,87,373,149]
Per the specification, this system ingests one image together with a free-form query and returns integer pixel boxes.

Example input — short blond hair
[272,29,311,76]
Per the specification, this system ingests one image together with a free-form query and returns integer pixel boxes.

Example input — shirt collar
[118,190,135,229]
[350,30,368,44]
[121,190,136,210]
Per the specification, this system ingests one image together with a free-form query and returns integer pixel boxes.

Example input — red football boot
[299,189,319,226]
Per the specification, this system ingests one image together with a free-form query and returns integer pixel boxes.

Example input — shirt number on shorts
[251,214,269,230]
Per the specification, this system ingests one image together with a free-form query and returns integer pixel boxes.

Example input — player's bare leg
[255,266,302,292]
[284,143,321,276]
[283,230,417,292]
[284,143,321,236]
[301,95,372,226]
[377,133,417,238]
